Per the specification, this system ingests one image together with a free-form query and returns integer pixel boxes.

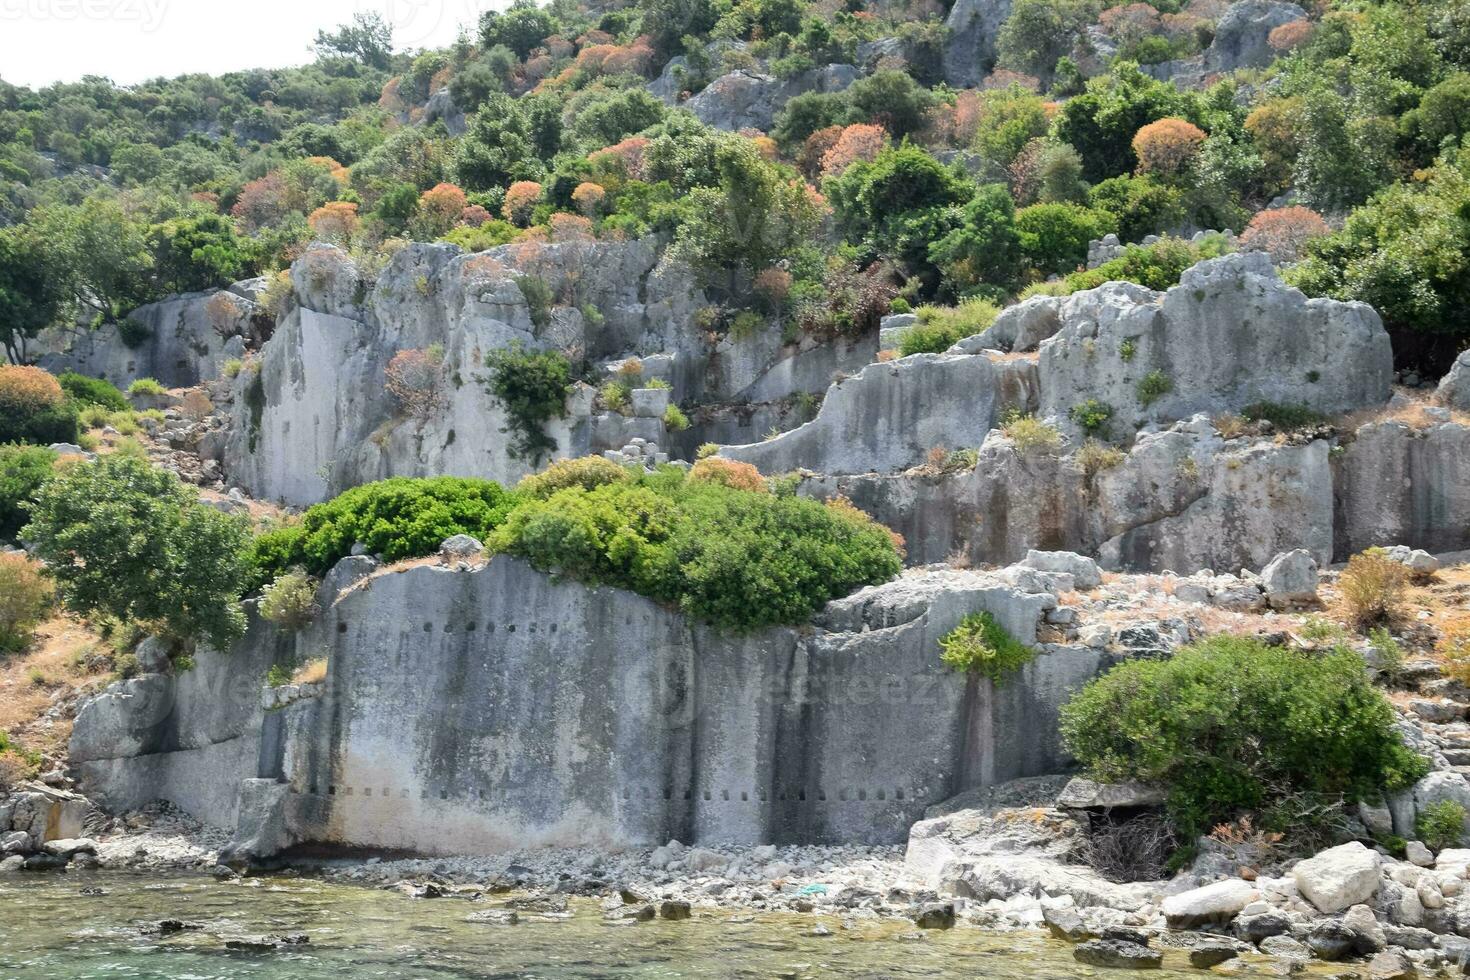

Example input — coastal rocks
[1038,253,1392,440]
[1056,779,1165,810]
[1074,938,1163,969]
[1260,550,1319,609]
[1020,551,1102,590]
[1292,842,1382,913]
[1160,879,1259,928]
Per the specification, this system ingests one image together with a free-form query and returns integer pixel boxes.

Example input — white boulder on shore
[1161,879,1259,928]
[1292,842,1382,913]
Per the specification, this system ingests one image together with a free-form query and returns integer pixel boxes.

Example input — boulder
[1307,920,1357,961]
[1203,0,1309,74]
[1343,903,1387,953]
[941,0,1014,86]
[1405,841,1434,868]
[1234,911,1291,943]
[684,848,727,872]
[659,900,692,921]
[1056,778,1166,809]
[40,838,97,859]
[1073,939,1163,969]
[1383,546,1441,577]
[1043,904,1091,942]
[1437,349,1470,411]
[1161,879,1259,929]
[1020,550,1103,590]
[630,387,671,419]
[1292,842,1382,913]
[1367,947,1416,979]
[1188,940,1241,968]
[1260,550,1319,609]
[912,901,956,929]
[685,65,859,131]
[1412,773,1470,838]
[439,535,484,560]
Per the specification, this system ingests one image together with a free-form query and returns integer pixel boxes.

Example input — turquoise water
[0,872,1307,978]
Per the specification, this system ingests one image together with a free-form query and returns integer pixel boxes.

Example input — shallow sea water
[0,872,1337,978]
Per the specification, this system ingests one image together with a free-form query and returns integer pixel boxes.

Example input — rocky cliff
[70,556,1102,860]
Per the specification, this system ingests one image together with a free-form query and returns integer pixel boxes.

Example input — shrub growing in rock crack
[1416,800,1467,850]
[259,568,321,630]
[938,611,1035,684]
[480,342,572,462]
[1339,548,1409,631]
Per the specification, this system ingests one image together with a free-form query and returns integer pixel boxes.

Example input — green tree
[0,444,55,541]
[566,88,666,151]
[828,144,975,279]
[315,12,394,70]
[33,194,153,325]
[1088,173,1185,242]
[845,69,936,139]
[1054,64,1207,182]
[456,94,538,192]
[927,183,1022,295]
[996,0,1099,79]
[0,226,65,363]
[22,454,251,647]
[146,212,256,295]
[1016,202,1116,276]
[478,0,555,60]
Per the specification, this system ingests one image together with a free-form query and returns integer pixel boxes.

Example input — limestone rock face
[1292,842,1382,913]
[1204,0,1309,74]
[73,558,1104,856]
[1038,253,1392,440]
[1437,350,1470,410]
[721,353,1036,476]
[37,285,260,388]
[685,64,859,131]
[941,0,1015,86]
[1334,422,1470,559]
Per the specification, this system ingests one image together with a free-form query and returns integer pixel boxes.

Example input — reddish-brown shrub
[688,457,768,493]
[571,182,607,216]
[754,267,793,308]
[307,201,359,241]
[589,136,649,181]
[0,365,64,415]
[798,125,844,178]
[548,212,594,242]
[461,205,492,227]
[503,181,543,226]
[417,182,468,237]
[819,123,889,178]
[384,347,446,421]
[1099,3,1163,46]
[232,171,293,232]
[1132,118,1207,178]
[1239,206,1331,263]
[1268,19,1312,51]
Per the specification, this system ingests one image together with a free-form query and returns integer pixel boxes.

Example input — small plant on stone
[1298,617,1346,643]
[941,448,979,473]
[1119,338,1137,362]
[265,662,294,688]
[1368,627,1404,683]
[1136,369,1172,407]
[1417,800,1467,850]
[1001,412,1062,455]
[1212,413,1249,440]
[259,568,320,630]
[480,343,572,463]
[1069,399,1113,437]
[1339,548,1409,632]
[939,612,1035,685]
[663,403,690,431]
[695,443,719,459]
[127,378,165,397]
[1076,438,1125,478]
[1241,401,1327,432]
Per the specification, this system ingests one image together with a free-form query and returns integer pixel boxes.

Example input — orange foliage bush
[798,125,844,178]
[549,212,595,242]
[503,181,543,226]
[418,182,468,236]
[1132,118,1207,178]
[754,267,793,306]
[461,204,492,227]
[1239,206,1330,264]
[307,201,359,241]
[589,136,649,181]
[232,171,293,232]
[1099,3,1163,45]
[980,69,1040,91]
[820,123,889,178]
[688,457,768,493]
[1268,19,1312,50]
[0,365,64,413]
[572,181,607,216]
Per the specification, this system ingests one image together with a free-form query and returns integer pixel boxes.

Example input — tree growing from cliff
[22,455,251,648]
[481,342,572,462]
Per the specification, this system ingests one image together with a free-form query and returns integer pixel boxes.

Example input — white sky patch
[0,0,505,89]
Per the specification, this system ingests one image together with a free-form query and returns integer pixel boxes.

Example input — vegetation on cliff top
[0,0,1467,369]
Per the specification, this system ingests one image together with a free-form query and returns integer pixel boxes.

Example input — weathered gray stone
[1074,939,1162,969]
[1039,253,1392,441]
[1189,940,1241,968]
[1260,550,1319,609]
[1044,904,1091,941]
[1204,0,1309,74]
[1020,550,1102,590]
[685,64,859,131]
[1437,350,1470,411]
[1367,947,1416,979]
[1334,422,1470,559]
[941,0,1014,86]
[439,535,483,560]
[1293,842,1382,913]
[1162,879,1259,929]
[1056,778,1165,809]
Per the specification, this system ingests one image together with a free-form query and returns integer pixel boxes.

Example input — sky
[0,0,505,89]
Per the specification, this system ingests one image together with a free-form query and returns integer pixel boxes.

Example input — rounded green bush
[1060,636,1429,836]
[248,476,522,586]
[57,371,128,412]
[0,443,57,541]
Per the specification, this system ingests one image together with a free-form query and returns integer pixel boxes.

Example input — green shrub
[480,342,572,462]
[939,612,1035,684]
[1416,800,1467,850]
[23,454,251,647]
[1240,401,1327,432]
[126,378,165,397]
[1062,235,1229,294]
[57,371,128,411]
[0,553,53,654]
[1069,399,1114,436]
[515,275,553,329]
[247,476,522,587]
[1137,369,1172,407]
[259,568,320,629]
[518,456,633,499]
[899,299,1000,356]
[1060,636,1430,836]
[1001,412,1062,454]
[490,467,902,631]
[0,443,57,541]
[663,403,691,431]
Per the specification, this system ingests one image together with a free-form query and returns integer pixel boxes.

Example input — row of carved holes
[337,622,560,635]
[318,786,908,803]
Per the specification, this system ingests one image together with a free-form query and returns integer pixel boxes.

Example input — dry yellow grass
[1338,389,1470,432]
[292,658,328,685]
[0,613,112,760]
